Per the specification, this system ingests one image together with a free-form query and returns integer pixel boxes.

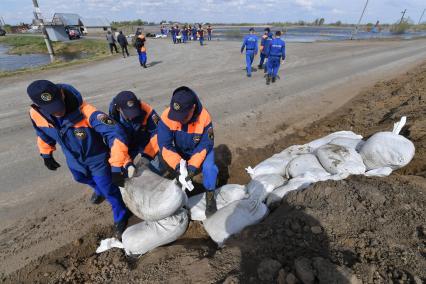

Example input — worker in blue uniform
[27,80,134,237]
[171,26,176,44]
[157,87,218,217]
[258,28,273,72]
[192,25,197,41]
[265,30,286,85]
[109,91,164,174]
[241,28,258,77]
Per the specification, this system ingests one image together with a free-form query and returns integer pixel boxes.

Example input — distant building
[81,18,111,34]
[45,13,83,41]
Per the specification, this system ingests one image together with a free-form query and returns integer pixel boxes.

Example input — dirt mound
[3,63,426,283]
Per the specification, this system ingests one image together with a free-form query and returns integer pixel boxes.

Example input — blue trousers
[183,34,187,43]
[245,51,255,76]
[259,53,266,67]
[192,33,197,40]
[172,35,176,43]
[267,56,281,78]
[70,169,128,223]
[199,36,204,46]
[138,51,147,65]
[208,34,212,41]
[201,150,219,191]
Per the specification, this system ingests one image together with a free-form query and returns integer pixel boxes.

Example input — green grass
[0,35,113,78]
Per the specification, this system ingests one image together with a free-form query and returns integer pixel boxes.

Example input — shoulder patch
[97,113,116,126]
[193,135,201,143]
[73,128,87,140]
[152,113,160,125]
[208,127,214,141]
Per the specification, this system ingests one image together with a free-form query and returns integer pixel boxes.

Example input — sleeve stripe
[188,149,207,169]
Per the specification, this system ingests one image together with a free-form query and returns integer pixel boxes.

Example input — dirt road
[0,38,425,276]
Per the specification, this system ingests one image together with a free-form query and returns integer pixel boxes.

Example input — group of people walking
[170,24,213,46]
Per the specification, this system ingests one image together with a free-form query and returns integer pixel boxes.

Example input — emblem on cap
[41,93,53,102]
[73,129,87,140]
[173,102,181,111]
[127,100,135,107]
[97,113,116,126]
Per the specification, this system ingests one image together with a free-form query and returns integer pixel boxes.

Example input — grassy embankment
[0,35,113,78]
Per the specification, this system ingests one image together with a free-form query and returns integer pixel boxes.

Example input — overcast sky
[1,0,425,25]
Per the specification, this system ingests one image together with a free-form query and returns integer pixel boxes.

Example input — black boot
[266,75,271,85]
[257,64,262,69]
[114,217,129,240]
[143,63,147,68]
[90,192,105,205]
[272,77,276,83]
[205,191,217,217]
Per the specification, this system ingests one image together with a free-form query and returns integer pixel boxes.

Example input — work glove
[111,172,125,187]
[125,163,136,178]
[43,156,61,171]
[176,160,194,192]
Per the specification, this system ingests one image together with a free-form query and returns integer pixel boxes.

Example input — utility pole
[399,9,407,24]
[418,8,425,25]
[32,0,55,61]
[351,0,369,40]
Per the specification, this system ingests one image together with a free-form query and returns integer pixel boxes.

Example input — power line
[419,8,425,25]
[32,0,55,61]
[351,0,369,40]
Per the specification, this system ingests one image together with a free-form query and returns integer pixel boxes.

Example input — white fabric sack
[203,197,268,246]
[121,167,186,221]
[246,145,311,178]
[307,131,363,150]
[286,154,330,180]
[360,132,415,170]
[266,176,316,206]
[246,174,286,202]
[315,144,366,175]
[364,167,393,177]
[188,184,247,221]
[122,208,189,255]
[329,137,364,151]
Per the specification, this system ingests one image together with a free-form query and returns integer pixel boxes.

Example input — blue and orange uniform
[27,81,132,231]
[259,30,273,71]
[241,29,258,77]
[136,34,147,68]
[266,32,286,83]
[197,26,205,46]
[182,27,188,43]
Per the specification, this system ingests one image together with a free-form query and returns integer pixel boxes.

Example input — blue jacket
[29,84,132,176]
[260,32,273,55]
[157,96,214,173]
[241,34,258,54]
[109,100,160,160]
[266,37,286,60]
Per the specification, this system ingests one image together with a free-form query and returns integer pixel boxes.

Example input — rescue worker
[197,25,205,46]
[27,80,134,237]
[192,25,197,41]
[258,28,273,71]
[117,31,130,58]
[109,91,164,174]
[182,26,188,43]
[241,28,258,77]
[135,33,147,68]
[207,25,213,41]
[265,30,286,85]
[171,26,176,44]
[157,87,218,217]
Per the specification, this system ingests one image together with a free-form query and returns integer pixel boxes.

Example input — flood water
[0,44,51,71]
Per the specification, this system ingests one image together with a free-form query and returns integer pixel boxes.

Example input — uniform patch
[97,113,116,126]
[193,135,201,143]
[127,100,135,107]
[173,102,181,111]
[73,129,87,140]
[152,114,160,125]
[208,127,214,140]
[41,92,53,102]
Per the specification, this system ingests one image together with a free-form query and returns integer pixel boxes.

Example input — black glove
[43,157,61,171]
[111,172,125,187]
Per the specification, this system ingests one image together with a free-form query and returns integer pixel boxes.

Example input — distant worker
[158,87,219,217]
[258,28,273,71]
[109,91,164,174]
[192,25,198,41]
[135,33,147,68]
[117,31,130,58]
[207,25,213,41]
[27,80,135,237]
[171,26,177,44]
[106,31,118,55]
[265,30,286,85]
[182,26,189,43]
[197,24,205,46]
[241,28,258,77]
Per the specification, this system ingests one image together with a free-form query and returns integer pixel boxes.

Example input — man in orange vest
[135,33,147,68]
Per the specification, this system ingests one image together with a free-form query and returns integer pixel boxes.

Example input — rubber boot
[257,64,262,69]
[272,77,276,83]
[90,192,105,205]
[114,211,131,240]
[266,75,271,85]
[205,191,217,217]
[143,63,147,68]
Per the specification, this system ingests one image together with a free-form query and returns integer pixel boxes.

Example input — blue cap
[27,80,65,114]
[114,91,142,120]
[168,86,197,123]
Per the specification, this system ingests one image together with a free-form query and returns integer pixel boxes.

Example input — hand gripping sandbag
[359,117,415,170]
[188,184,247,221]
[246,174,285,202]
[246,145,311,178]
[285,154,330,180]
[120,166,186,221]
[307,131,363,151]
[203,197,268,246]
[315,144,366,176]
[122,208,189,256]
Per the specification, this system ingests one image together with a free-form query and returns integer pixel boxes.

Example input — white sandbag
[246,174,286,202]
[315,144,366,175]
[329,137,364,151]
[246,145,312,178]
[266,176,316,206]
[359,132,415,170]
[122,208,189,255]
[286,154,330,180]
[203,197,268,246]
[188,184,247,221]
[307,131,363,150]
[121,167,186,221]
[364,167,393,177]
